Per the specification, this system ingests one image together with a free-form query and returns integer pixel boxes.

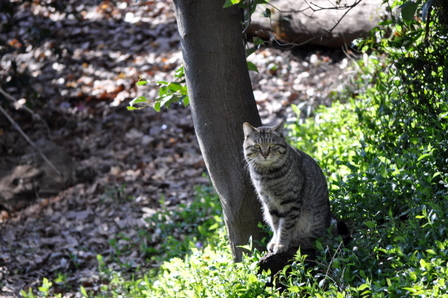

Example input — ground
[0,0,356,296]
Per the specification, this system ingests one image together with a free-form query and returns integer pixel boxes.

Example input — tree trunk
[173,0,266,261]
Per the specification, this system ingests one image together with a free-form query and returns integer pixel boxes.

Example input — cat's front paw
[272,243,288,254]
[268,241,288,254]
[267,241,276,253]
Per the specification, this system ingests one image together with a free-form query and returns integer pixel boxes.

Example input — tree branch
[0,104,63,177]
[0,87,50,134]
[267,0,362,14]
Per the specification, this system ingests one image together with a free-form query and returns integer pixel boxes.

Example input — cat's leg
[266,208,281,253]
[271,216,295,254]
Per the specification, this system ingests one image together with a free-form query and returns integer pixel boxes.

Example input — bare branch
[0,87,50,134]
[0,104,63,177]
[307,0,362,11]
[267,0,362,14]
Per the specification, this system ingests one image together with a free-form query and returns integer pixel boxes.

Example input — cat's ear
[243,122,256,137]
[273,121,284,136]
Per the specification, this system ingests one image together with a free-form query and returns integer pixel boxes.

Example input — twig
[0,104,63,177]
[268,0,362,14]
[307,0,362,12]
[0,87,50,134]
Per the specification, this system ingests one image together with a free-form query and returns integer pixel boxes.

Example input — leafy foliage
[286,0,448,295]
[128,66,189,111]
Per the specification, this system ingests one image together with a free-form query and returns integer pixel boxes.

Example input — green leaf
[359,270,367,279]
[208,222,220,231]
[253,0,268,5]
[247,273,258,284]
[378,19,394,26]
[158,85,170,96]
[136,80,148,86]
[174,66,185,78]
[394,235,405,242]
[80,286,88,298]
[252,36,265,46]
[154,101,161,112]
[288,285,301,293]
[417,152,431,162]
[401,1,418,22]
[38,278,52,294]
[426,248,436,255]
[223,0,241,8]
[247,61,259,73]
[129,96,149,106]
[432,172,441,180]
[21,288,37,298]
[160,94,174,107]
[128,96,152,110]
[182,95,190,107]
[168,82,183,92]
[364,221,376,228]
[245,47,257,58]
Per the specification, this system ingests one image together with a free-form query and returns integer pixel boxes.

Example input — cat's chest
[250,167,298,193]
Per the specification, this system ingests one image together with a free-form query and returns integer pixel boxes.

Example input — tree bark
[172,0,266,261]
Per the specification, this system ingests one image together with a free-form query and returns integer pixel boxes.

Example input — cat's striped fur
[243,121,331,254]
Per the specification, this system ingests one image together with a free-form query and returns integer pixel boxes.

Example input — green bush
[286,0,448,295]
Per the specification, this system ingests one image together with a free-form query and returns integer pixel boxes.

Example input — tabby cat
[243,121,331,254]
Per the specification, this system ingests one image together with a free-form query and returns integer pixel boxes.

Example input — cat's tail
[330,216,351,245]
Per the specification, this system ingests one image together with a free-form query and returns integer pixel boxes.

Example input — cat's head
[243,121,288,167]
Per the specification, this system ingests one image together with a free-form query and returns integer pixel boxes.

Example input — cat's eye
[254,144,261,149]
[269,144,276,148]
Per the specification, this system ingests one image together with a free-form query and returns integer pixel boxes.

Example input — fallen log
[247,0,388,48]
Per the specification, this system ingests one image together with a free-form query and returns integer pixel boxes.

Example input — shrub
[286,0,448,295]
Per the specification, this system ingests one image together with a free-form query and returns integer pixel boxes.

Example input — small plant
[128,66,189,111]
[37,278,53,297]
[143,185,223,263]
[53,272,68,284]
[20,278,62,298]
[100,183,132,203]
